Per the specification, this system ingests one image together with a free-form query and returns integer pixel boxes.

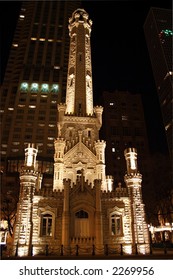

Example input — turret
[94,140,106,191]
[24,143,38,168]
[13,143,38,257]
[124,148,150,254]
[53,138,66,191]
[57,103,66,137]
[124,147,138,175]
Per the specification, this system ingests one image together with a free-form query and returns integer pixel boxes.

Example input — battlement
[35,188,64,198]
[20,168,38,176]
[94,140,106,144]
[58,103,66,110]
[54,137,65,143]
[124,172,142,180]
[101,187,129,199]
[124,147,137,154]
[94,105,103,111]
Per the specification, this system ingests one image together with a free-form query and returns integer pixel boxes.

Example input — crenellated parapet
[101,187,129,199]
[35,188,64,198]
[58,103,66,112]
[124,173,142,186]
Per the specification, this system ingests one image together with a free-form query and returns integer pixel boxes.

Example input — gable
[64,142,96,166]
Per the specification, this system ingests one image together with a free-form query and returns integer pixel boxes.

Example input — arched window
[110,214,122,236]
[41,213,52,236]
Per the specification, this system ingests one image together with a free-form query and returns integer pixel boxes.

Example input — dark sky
[1,0,172,155]
[80,0,172,155]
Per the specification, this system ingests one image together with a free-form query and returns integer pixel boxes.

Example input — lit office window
[41,84,49,93]
[20,82,28,92]
[51,84,59,93]
[31,83,39,92]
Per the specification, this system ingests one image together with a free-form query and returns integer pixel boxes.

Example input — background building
[0,0,81,192]
[100,90,152,210]
[143,7,173,161]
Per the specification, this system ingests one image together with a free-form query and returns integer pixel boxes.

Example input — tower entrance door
[75,210,89,237]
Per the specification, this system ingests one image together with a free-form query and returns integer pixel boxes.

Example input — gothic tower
[53,9,107,192]
[11,8,151,257]
[53,8,107,250]
[124,148,150,254]
[13,144,41,257]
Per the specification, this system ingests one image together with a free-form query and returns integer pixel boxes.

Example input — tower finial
[25,143,38,168]
[124,147,138,174]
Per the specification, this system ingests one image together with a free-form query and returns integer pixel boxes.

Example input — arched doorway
[75,210,89,237]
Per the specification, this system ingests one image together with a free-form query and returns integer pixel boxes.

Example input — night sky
[1,0,172,155]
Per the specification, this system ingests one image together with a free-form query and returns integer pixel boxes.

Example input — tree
[0,190,18,237]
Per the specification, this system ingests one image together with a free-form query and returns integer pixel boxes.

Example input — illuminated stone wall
[12,9,150,257]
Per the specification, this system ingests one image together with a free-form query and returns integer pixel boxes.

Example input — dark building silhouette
[100,90,151,191]
[143,7,173,161]
[0,1,81,183]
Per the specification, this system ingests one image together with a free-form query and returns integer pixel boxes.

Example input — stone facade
[12,9,150,256]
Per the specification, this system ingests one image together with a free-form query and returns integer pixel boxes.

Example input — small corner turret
[24,143,38,169]
[124,147,138,175]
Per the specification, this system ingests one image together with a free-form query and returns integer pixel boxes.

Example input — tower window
[110,214,122,236]
[70,78,73,86]
[88,130,91,137]
[79,53,82,61]
[41,214,52,236]
[78,103,82,114]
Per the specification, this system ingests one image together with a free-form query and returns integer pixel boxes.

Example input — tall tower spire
[65,9,93,115]
[55,8,105,192]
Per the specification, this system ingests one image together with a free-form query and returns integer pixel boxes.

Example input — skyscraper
[100,90,151,189]
[0,0,81,187]
[143,7,173,160]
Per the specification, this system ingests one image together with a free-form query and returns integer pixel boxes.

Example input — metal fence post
[105,244,108,255]
[135,243,138,255]
[92,244,95,255]
[76,244,79,256]
[120,244,123,255]
[15,242,18,257]
[61,245,63,256]
[45,244,48,256]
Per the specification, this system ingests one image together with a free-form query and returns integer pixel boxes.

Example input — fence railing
[1,242,173,258]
